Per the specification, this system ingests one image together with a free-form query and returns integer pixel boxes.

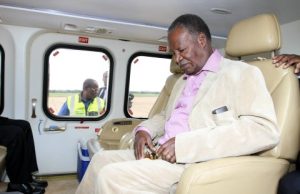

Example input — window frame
[124,52,172,118]
[43,44,114,121]
[0,45,4,114]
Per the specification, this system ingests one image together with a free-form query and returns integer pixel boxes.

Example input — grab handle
[31,98,37,118]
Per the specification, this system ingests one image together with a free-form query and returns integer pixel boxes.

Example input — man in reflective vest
[58,78,105,116]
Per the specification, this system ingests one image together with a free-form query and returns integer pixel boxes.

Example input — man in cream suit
[76,14,279,194]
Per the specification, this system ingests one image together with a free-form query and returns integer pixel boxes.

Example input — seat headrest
[225,14,281,57]
[170,57,184,74]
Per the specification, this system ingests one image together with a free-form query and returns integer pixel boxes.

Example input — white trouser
[75,149,185,194]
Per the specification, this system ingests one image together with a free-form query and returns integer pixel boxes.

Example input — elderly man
[76,14,279,194]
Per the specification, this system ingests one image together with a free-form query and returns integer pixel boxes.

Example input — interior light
[210,8,232,15]
[63,24,78,31]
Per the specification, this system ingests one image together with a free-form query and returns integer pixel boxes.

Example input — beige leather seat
[87,58,183,156]
[175,13,300,194]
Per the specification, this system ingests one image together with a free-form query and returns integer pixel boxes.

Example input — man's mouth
[180,63,187,68]
[180,63,190,71]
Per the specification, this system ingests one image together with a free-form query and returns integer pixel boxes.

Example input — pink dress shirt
[136,50,222,145]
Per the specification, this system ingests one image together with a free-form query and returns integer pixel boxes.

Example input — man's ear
[197,33,207,48]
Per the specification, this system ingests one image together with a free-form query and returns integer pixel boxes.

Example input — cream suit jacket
[138,57,279,164]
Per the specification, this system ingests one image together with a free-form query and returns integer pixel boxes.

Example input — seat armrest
[98,118,144,150]
[119,132,134,149]
[87,138,103,158]
[176,156,289,194]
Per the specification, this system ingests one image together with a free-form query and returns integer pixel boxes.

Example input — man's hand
[157,137,176,163]
[134,131,156,160]
[272,54,300,74]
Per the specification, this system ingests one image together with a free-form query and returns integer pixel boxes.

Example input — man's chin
[181,65,194,75]
[184,69,194,75]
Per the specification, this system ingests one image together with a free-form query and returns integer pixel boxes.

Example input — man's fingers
[147,140,156,153]
[272,55,284,64]
[273,55,290,67]
[294,64,300,74]
[170,155,176,164]
[273,54,300,75]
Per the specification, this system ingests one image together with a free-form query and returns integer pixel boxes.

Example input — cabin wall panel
[28,31,165,174]
[0,25,15,117]
[280,20,300,54]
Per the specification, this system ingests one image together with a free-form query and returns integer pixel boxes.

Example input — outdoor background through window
[0,46,3,113]
[47,47,111,118]
[128,55,171,118]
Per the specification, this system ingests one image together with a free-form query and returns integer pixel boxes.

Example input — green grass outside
[49,91,159,97]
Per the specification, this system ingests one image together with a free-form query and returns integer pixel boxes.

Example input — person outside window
[98,71,108,101]
[58,78,105,116]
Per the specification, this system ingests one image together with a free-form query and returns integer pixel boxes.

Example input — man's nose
[174,53,182,64]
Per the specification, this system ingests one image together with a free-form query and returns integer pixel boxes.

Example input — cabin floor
[0,174,78,194]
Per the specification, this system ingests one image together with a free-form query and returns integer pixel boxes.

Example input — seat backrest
[225,13,300,161]
[148,57,183,118]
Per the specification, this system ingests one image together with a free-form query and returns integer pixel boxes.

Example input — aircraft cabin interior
[0,0,299,193]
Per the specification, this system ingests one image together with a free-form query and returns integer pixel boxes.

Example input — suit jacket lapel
[193,59,224,106]
[192,72,219,106]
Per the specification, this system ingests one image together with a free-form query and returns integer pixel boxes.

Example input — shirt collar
[79,93,92,103]
[201,49,222,72]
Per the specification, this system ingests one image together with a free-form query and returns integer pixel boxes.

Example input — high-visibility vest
[66,94,105,116]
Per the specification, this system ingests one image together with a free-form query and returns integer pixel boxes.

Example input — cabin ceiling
[0,0,300,48]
